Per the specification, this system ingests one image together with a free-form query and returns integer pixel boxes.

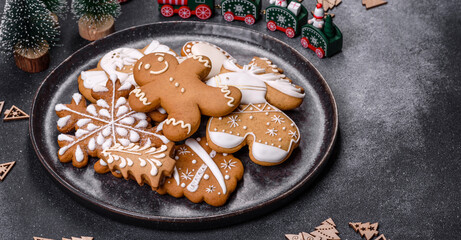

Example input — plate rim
[29,21,338,227]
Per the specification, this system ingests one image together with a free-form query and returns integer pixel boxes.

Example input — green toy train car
[222,0,262,25]
[158,0,214,20]
[300,15,342,58]
[265,0,308,38]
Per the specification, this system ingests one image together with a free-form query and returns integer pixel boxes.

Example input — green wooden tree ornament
[0,0,60,72]
[324,15,336,39]
[72,0,121,41]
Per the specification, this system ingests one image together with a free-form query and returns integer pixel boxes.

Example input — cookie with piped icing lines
[128,53,242,141]
[156,137,244,207]
[97,142,176,190]
[181,41,235,80]
[205,58,304,166]
[55,78,169,168]
[78,40,177,103]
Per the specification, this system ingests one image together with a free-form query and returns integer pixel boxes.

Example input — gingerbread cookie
[181,41,235,80]
[98,142,176,190]
[128,53,242,141]
[157,137,244,207]
[79,40,177,103]
[55,78,169,168]
[205,58,304,166]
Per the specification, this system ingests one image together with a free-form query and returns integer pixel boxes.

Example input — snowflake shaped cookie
[56,79,169,168]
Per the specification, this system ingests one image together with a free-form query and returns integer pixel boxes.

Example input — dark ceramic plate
[29,21,337,229]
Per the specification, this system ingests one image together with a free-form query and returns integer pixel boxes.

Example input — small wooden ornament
[285,233,303,240]
[13,43,50,73]
[349,222,379,240]
[0,161,15,181]
[34,237,54,240]
[375,234,389,240]
[78,15,115,41]
[286,218,340,240]
[63,237,93,240]
[318,0,342,11]
[3,105,29,121]
[0,101,4,114]
[362,0,387,9]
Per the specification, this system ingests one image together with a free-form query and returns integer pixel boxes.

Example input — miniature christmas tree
[40,0,67,18]
[72,0,121,41]
[0,0,60,72]
[324,15,336,38]
[349,222,379,240]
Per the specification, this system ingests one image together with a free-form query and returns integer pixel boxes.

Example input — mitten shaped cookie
[55,79,169,168]
[128,53,242,141]
[157,137,244,207]
[205,58,304,166]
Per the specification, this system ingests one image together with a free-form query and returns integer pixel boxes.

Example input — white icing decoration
[96,99,110,109]
[57,116,71,128]
[97,133,104,145]
[130,87,152,105]
[119,138,131,146]
[76,118,91,127]
[102,126,112,137]
[88,138,96,151]
[181,183,186,188]
[164,118,191,134]
[203,174,210,180]
[225,175,230,180]
[118,81,133,91]
[251,142,289,163]
[129,130,140,142]
[99,109,111,118]
[186,164,208,193]
[100,48,143,81]
[75,129,89,138]
[55,104,66,112]
[157,107,166,114]
[187,42,232,79]
[75,146,84,162]
[119,117,135,125]
[99,159,107,166]
[72,93,82,104]
[116,106,129,117]
[143,40,177,56]
[86,105,98,116]
[81,71,109,90]
[102,138,112,149]
[58,134,74,142]
[185,139,227,194]
[116,127,128,136]
[149,53,169,75]
[173,167,180,186]
[132,113,147,120]
[135,120,148,128]
[115,97,127,109]
[87,123,99,131]
[192,160,197,164]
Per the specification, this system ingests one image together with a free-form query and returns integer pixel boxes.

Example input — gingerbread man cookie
[128,53,242,141]
[79,40,177,103]
[205,58,304,166]
[157,137,244,207]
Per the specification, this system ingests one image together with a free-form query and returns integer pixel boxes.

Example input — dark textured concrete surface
[0,0,460,239]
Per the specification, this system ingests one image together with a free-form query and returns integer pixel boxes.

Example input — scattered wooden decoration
[318,0,342,11]
[3,105,30,121]
[375,234,389,240]
[33,237,54,240]
[0,161,15,181]
[362,0,387,9]
[286,218,341,240]
[349,222,379,240]
[62,237,93,240]
[0,101,4,114]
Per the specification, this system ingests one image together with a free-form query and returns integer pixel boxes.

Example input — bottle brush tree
[0,0,60,72]
[72,0,121,41]
[40,0,68,18]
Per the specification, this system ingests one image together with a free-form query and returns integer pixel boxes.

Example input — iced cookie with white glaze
[55,78,169,168]
[78,40,177,103]
[205,57,304,166]
[156,137,244,207]
[181,41,235,80]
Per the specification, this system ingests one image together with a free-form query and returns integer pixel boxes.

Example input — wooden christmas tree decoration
[0,161,16,181]
[0,0,60,73]
[286,218,341,240]
[3,105,29,121]
[0,101,4,114]
[362,0,387,9]
[349,222,379,240]
[33,237,54,240]
[318,0,342,11]
[72,0,121,41]
[375,234,389,240]
[62,237,93,240]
